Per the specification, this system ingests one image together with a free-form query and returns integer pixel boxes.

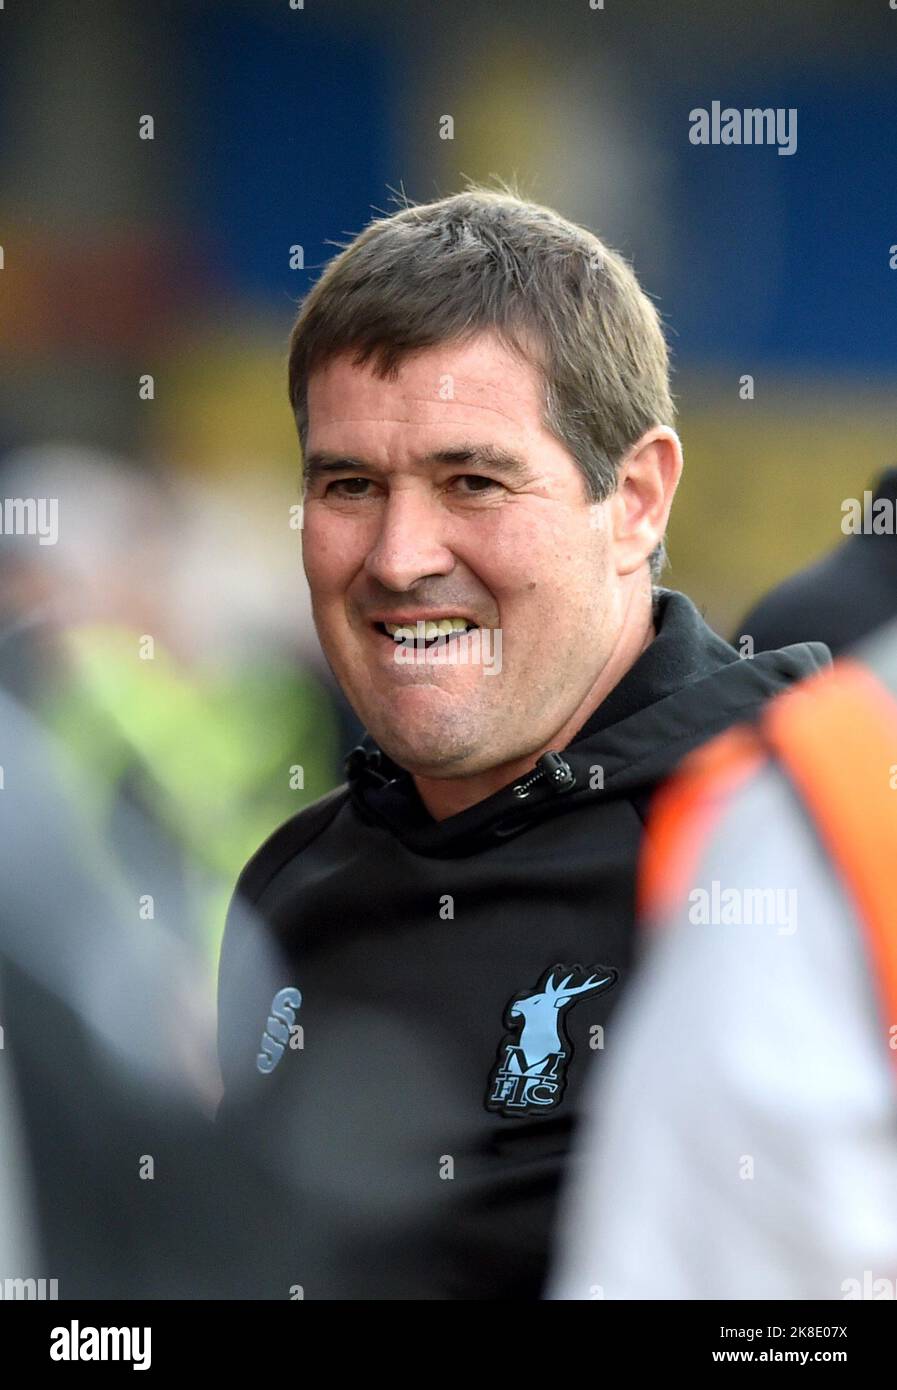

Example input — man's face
[301,332,628,778]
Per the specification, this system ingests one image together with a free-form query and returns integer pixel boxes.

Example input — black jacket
[736,468,897,657]
[216,589,829,1300]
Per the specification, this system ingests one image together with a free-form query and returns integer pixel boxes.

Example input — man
[549,622,897,1301]
[216,186,828,1299]
[736,465,897,657]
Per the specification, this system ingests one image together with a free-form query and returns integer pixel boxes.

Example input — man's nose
[364,486,454,591]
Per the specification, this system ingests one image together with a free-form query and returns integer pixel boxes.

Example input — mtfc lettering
[486,964,617,1117]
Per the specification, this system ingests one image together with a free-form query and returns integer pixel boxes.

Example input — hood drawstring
[511,751,576,800]
[344,744,397,789]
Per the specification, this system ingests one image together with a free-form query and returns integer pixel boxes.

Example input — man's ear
[610,427,683,577]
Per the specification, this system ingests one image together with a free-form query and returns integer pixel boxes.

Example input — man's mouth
[372,617,481,649]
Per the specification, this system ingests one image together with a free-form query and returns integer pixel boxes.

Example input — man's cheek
[303,540,351,596]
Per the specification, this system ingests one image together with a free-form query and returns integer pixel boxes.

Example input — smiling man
[216,186,828,1300]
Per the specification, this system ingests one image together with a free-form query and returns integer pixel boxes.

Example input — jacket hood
[344,589,830,858]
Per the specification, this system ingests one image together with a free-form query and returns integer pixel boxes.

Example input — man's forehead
[306,337,545,431]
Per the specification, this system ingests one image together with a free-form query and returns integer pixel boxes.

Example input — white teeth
[384,617,474,639]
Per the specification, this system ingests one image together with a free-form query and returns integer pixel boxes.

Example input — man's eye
[453,474,503,494]
[325,477,371,497]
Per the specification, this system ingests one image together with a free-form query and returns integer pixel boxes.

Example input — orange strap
[639,722,767,923]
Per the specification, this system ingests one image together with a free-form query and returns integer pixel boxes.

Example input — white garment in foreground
[548,765,897,1300]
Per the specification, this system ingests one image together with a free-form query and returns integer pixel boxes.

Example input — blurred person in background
[217,186,829,1300]
[0,681,307,1297]
[735,465,897,657]
[0,441,336,1295]
[0,442,340,978]
[549,619,897,1300]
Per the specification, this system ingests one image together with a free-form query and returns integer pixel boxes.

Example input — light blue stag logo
[257,986,302,1074]
[486,964,617,1117]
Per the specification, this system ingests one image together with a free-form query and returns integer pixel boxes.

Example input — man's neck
[412,592,656,822]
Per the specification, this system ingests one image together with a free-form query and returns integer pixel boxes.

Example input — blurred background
[1,0,895,978]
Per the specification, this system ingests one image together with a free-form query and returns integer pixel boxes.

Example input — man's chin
[369,723,483,779]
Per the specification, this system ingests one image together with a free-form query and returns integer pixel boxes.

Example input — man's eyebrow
[303,444,531,486]
[303,452,367,485]
[424,444,531,483]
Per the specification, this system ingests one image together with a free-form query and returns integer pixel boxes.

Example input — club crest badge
[485,964,617,1117]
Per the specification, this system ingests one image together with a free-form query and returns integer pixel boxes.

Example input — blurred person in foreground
[736,465,897,657]
[217,185,829,1299]
[549,620,897,1300]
